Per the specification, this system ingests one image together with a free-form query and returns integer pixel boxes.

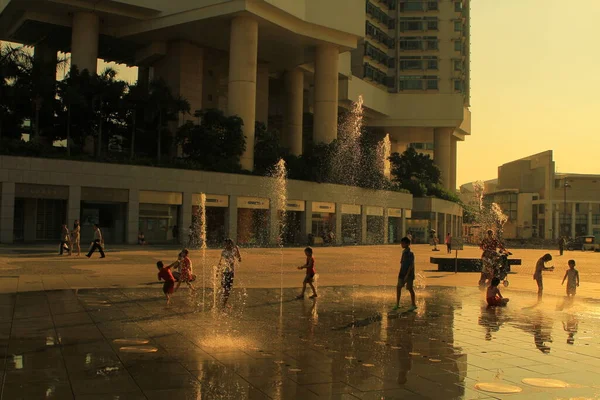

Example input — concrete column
[433,128,453,190]
[442,213,447,239]
[313,44,339,144]
[303,201,313,241]
[228,195,238,243]
[360,207,368,245]
[227,17,258,171]
[256,63,269,125]
[434,213,439,243]
[401,210,407,239]
[588,203,593,235]
[552,208,559,240]
[571,203,577,237]
[71,12,99,74]
[67,186,81,230]
[0,183,15,243]
[450,137,457,191]
[334,204,343,245]
[269,201,279,246]
[283,68,304,156]
[137,66,150,92]
[182,192,193,245]
[383,208,389,244]
[127,189,139,244]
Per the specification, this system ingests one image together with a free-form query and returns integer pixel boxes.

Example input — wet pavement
[1,285,599,399]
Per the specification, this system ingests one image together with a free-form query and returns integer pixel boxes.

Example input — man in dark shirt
[394,237,417,311]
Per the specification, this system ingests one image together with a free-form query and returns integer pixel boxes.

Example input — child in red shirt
[486,277,509,307]
[157,261,175,305]
[296,247,318,299]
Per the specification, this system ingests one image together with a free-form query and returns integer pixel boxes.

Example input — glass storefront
[341,204,361,245]
[311,213,335,244]
[237,197,269,246]
[366,215,384,244]
[283,211,303,245]
[81,202,126,244]
[139,204,180,243]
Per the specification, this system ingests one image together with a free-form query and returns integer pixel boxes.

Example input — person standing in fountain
[157,261,176,305]
[533,253,554,301]
[174,248,195,292]
[561,259,579,298]
[445,233,452,254]
[217,239,242,307]
[394,237,417,311]
[479,230,505,286]
[296,247,318,299]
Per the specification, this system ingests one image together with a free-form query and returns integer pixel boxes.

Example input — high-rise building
[0,0,467,245]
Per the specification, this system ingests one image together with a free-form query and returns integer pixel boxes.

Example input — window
[366,21,395,48]
[454,41,463,52]
[367,1,392,26]
[427,59,438,69]
[365,42,391,66]
[364,63,388,86]
[427,1,438,11]
[455,1,462,12]
[400,58,422,70]
[400,18,423,32]
[454,79,464,92]
[400,76,423,90]
[454,21,462,32]
[426,18,438,30]
[425,76,438,90]
[453,59,463,71]
[382,0,397,10]
[400,37,422,51]
[425,37,438,50]
[401,2,424,12]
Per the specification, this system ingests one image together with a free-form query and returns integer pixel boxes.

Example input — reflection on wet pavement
[0,286,599,399]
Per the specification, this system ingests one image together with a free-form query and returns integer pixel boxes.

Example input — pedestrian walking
[86,224,105,258]
[59,224,71,255]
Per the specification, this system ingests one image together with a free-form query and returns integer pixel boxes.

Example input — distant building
[460,151,600,241]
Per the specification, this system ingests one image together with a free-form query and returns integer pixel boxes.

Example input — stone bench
[430,257,522,272]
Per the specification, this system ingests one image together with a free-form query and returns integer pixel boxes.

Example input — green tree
[177,108,245,172]
[389,147,441,196]
[254,122,286,175]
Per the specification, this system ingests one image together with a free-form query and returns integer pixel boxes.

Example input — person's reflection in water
[397,312,416,385]
[478,306,505,341]
[563,314,578,345]
[532,313,553,353]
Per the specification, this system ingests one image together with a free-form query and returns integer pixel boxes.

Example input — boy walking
[394,237,417,311]
[157,261,175,305]
[562,260,579,298]
[296,247,318,299]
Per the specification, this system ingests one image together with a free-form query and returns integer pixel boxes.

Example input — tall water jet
[269,159,288,304]
[472,181,509,241]
[378,133,392,180]
[331,95,364,186]
[199,193,207,308]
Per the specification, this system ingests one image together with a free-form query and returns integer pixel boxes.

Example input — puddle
[288,368,302,372]
[409,352,421,356]
[119,346,158,353]
[474,382,523,394]
[522,378,569,388]
[113,339,150,345]
[96,366,120,376]
[429,358,442,362]
[362,363,375,367]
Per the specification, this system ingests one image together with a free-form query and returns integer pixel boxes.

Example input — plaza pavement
[1,244,600,399]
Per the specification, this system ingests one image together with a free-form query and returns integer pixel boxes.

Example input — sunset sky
[460,0,600,185]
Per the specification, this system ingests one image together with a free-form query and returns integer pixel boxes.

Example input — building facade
[0,155,458,246]
[0,0,471,189]
[460,151,600,241]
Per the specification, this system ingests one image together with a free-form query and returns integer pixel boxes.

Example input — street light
[563,178,571,237]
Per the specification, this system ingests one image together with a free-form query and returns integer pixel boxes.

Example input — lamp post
[563,178,571,237]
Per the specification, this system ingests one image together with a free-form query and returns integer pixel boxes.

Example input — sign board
[15,183,68,200]
[366,206,383,217]
[237,196,270,210]
[286,200,305,212]
[452,237,464,251]
[341,204,361,215]
[82,187,128,203]
[312,202,335,213]
[192,194,229,207]
[388,208,402,218]
[404,209,412,218]
[139,190,182,205]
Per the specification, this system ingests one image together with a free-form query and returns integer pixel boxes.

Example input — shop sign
[286,200,305,212]
[15,183,68,199]
[192,194,229,207]
[237,196,270,210]
[388,208,402,218]
[81,187,128,203]
[341,204,361,215]
[366,206,383,216]
[311,202,335,213]
[139,190,182,205]
[405,209,412,218]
